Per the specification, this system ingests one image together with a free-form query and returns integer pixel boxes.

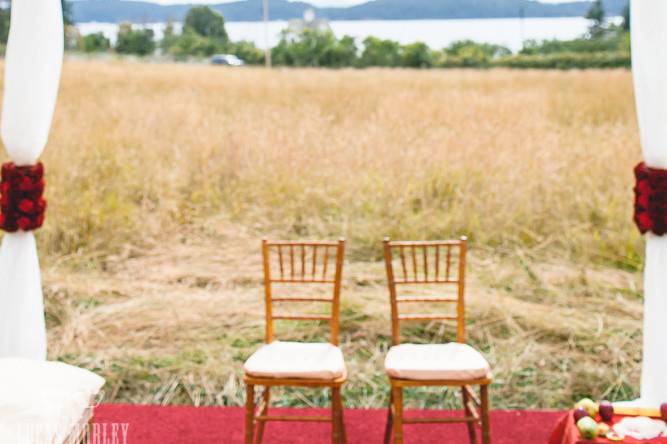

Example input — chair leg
[392,387,404,444]
[255,387,270,444]
[461,386,478,444]
[383,389,394,444]
[336,389,348,444]
[332,387,343,444]
[245,384,255,444]
[480,384,491,444]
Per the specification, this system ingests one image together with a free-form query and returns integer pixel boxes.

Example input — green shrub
[521,30,629,55]
[167,28,223,59]
[359,36,402,67]
[82,32,111,53]
[436,40,511,68]
[115,23,155,56]
[227,40,265,65]
[272,29,358,68]
[493,51,630,70]
[401,42,435,68]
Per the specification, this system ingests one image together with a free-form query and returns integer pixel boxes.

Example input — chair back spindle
[383,237,467,345]
[262,239,346,345]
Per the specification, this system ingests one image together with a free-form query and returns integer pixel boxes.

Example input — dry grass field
[9,59,645,409]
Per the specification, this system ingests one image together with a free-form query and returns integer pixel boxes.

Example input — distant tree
[401,42,434,68]
[160,7,230,59]
[328,35,358,67]
[621,3,630,32]
[115,23,155,56]
[585,0,606,37]
[62,0,73,26]
[0,6,9,45]
[160,21,178,53]
[272,29,340,67]
[360,36,402,67]
[64,25,82,50]
[166,27,220,59]
[81,32,110,53]
[0,1,73,46]
[183,6,228,43]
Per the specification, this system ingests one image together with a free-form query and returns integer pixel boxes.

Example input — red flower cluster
[634,162,667,235]
[0,162,47,232]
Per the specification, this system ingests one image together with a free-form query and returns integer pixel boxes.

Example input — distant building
[287,9,331,35]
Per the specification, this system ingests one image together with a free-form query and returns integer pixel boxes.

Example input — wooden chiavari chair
[382,237,492,444]
[243,239,348,444]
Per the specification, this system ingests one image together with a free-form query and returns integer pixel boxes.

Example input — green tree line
[0,2,633,70]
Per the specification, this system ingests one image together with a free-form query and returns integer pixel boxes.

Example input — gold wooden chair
[382,237,492,444]
[244,239,348,444]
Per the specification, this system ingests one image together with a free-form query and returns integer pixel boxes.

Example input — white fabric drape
[0,1,63,359]
[631,0,667,407]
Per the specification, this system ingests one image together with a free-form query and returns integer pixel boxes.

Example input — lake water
[77,16,620,53]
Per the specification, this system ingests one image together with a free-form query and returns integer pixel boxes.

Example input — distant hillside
[319,0,627,20]
[70,0,628,23]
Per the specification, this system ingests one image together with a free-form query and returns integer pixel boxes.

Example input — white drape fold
[0,233,45,358]
[0,0,63,360]
[631,0,667,407]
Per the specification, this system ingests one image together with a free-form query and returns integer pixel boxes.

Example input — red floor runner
[93,404,562,443]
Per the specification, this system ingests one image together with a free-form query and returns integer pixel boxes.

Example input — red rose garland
[0,162,47,232]
[634,162,667,236]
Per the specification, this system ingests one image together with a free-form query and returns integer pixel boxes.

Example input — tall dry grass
[36,61,641,264]
[5,60,644,409]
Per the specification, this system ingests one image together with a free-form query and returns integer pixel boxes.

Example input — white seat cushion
[0,358,105,444]
[385,343,491,381]
[244,341,346,380]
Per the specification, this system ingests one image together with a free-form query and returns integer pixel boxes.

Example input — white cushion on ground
[0,358,105,444]
[385,343,491,381]
[244,341,346,380]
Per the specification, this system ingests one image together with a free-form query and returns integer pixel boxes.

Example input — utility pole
[263,0,272,68]
[519,6,525,51]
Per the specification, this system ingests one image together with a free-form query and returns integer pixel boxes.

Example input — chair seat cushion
[384,343,491,381]
[244,341,346,380]
[0,358,105,444]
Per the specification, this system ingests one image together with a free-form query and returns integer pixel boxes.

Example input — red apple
[661,403,667,421]
[599,400,614,422]
[573,407,590,423]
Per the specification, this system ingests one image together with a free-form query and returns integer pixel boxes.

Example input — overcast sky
[136,0,571,6]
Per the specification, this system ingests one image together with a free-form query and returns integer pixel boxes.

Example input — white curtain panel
[0,1,63,359]
[631,0,667,407]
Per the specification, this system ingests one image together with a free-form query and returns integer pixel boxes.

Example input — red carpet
[94,404,562,443]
